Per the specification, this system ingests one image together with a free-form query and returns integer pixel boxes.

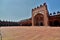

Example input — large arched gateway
[32,3,49,26]
[34,13,44,26]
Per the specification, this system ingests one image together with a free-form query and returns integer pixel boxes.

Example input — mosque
[19,3,60,26]
[0,3,60,26]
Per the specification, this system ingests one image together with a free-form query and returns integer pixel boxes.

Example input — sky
[0,0,60,22]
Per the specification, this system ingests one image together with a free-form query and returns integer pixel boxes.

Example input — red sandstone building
[19,3,60,26]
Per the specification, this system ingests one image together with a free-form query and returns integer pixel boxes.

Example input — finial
[32,7,37,11]
[32,9,34,11]
[40,5,42,7]
[37,6,39,8]
[34,7,36,10]
[43,2,46,5]
[50,13,52,15]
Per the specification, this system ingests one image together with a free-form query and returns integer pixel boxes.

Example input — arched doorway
[53,20,60,26]
[34,13,44,26]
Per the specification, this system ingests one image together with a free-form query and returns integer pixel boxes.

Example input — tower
[32,3,49,26]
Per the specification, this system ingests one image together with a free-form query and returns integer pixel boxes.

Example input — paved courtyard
[1,26,60,40]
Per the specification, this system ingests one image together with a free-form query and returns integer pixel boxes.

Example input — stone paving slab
[1,26,60,40]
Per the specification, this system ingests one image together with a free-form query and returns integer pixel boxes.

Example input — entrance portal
[34,13,44,26]
[38,22,43,26]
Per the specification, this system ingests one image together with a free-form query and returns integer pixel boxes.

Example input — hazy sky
[0,0,60,21]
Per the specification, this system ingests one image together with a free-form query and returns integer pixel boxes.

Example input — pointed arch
[34,13,44,26]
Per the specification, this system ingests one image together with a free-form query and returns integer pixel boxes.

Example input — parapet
[32,3,47,11]
[50,11,60,16]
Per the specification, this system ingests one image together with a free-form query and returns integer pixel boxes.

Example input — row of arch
[49,20,60,26]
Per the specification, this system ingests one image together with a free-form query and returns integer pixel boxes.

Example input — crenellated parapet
[50,11,60,16]
[32,3,47,11]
